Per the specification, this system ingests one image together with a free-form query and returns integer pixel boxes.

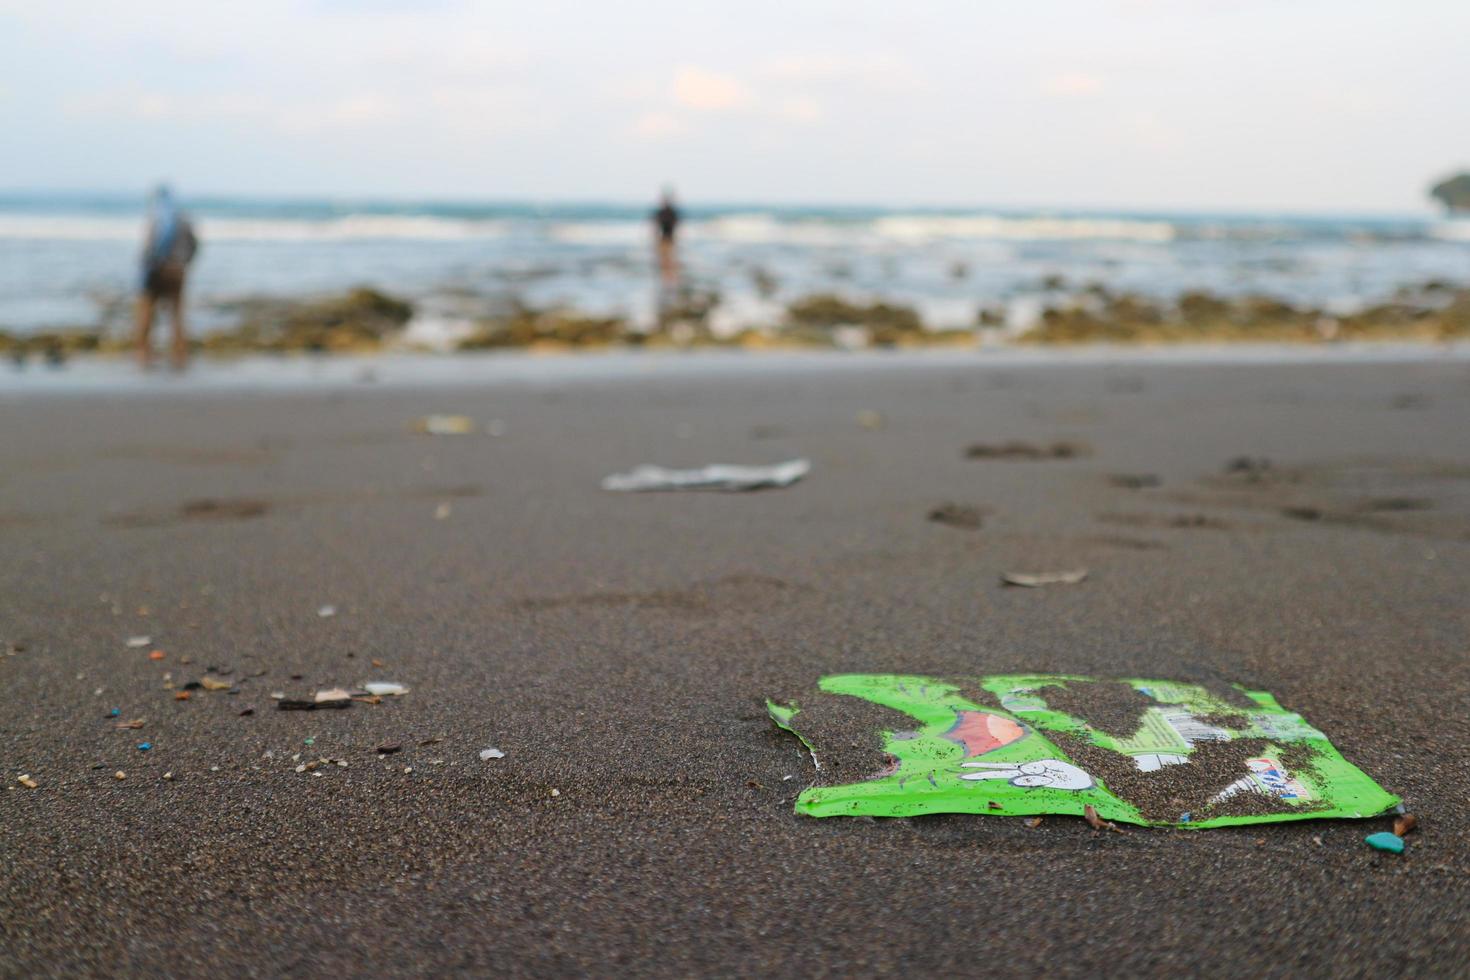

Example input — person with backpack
[135,184,199,368]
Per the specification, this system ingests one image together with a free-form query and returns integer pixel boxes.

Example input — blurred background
[2,1,1468,358]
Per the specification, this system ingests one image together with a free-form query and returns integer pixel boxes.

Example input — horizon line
[0,187,1454,222]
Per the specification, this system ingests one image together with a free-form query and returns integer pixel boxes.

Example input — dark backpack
[169,218,199,266]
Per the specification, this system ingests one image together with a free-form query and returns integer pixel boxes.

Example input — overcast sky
[2,1,1466,212]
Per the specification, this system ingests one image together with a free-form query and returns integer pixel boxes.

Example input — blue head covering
[143,184,180,276]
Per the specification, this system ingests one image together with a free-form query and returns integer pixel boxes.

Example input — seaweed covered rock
[1340,288,1470,340]
[1026,293,1166,343]
[3,328,110,363]
[205,288,413,352]
[785,293,924,345]
[459,310,626,349]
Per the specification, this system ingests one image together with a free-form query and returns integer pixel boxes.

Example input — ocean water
[1,193,1467,342]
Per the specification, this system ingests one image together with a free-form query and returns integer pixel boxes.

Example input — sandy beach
[3,350,1469,976]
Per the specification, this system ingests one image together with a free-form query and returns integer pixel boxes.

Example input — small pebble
[114,771,126,780]
[1365,831,1405,854]
[550,788,561,798]
[163,772,174,781]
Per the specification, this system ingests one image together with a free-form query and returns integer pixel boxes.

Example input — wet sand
[3,353,1469,976]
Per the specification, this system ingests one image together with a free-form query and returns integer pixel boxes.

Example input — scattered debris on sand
[965,441,1091,461]
[927,503,986,530]
[413,415,475,435]
[1108,474,1162,489]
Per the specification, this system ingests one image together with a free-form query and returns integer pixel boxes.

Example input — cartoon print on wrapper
[960,759,1095,790]
[779,675,1107,813]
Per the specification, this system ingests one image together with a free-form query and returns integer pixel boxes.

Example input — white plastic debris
[364,682,409,697]
[125,636,152,648]
[479,748,505,761]
[317,605,337,618]
[1001,569,1089,588]
[601,458,811,493]
[314,687,353,704]
[434,502,452,520]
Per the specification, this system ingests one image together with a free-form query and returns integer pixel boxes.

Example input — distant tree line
[1430,172,1470,212]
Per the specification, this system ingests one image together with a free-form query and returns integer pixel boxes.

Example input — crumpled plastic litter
[769,673,1399,829]
[601,458,810,493]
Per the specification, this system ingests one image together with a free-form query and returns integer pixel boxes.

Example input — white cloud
[61,89,270,122]
[275,93,406,133]
[1044,72,1105,97]
[777,96,823,123]
[757,52,922,92]
[632,110,683,139]
[671,67,750,111]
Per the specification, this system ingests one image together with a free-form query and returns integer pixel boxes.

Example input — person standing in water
[135,185,198,368]
[652,187,681,287]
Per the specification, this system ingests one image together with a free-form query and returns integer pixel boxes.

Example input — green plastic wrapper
[768,674,1398,828]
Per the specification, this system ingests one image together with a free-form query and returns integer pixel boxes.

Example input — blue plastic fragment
[137,742,152,752]
[109,708,120,717]
[1365,831,1404,854]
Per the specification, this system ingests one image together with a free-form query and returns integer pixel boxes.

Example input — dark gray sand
[3,355,1470,976]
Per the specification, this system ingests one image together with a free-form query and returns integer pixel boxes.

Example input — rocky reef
[458,308,627,350]
[1021,283,1470,345]
[201,288,413,353]
[6,280,1469,363]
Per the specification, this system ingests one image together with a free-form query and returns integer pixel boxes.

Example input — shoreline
[5,340,1470,396]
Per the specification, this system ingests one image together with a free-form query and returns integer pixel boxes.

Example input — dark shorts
[143,263,185,300]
